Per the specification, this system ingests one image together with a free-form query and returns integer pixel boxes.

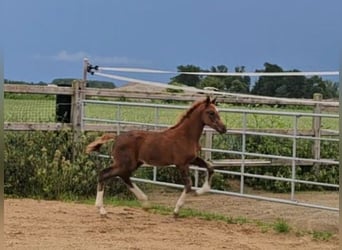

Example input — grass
[273,218,291,233]
[4,98,339,131]
[311,231,334,241]
[5,99,56,122]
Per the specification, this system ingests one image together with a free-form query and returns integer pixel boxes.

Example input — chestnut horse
[86,96,226,216]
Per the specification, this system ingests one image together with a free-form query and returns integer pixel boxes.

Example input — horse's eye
[208,111,215,116]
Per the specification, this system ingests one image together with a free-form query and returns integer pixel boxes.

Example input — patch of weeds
[312,231,333,241]
[178,208,228,221]
[295,230,306,237]
[273,218,290,233]
[235,216,249,225]
[151,205,172,215]
[256,221,270,233]
[225,216,235,224]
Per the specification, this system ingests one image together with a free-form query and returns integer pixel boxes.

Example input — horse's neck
[173,113,204,142]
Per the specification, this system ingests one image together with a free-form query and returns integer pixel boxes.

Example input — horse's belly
[139,143,197,167]
[139,144,173,166]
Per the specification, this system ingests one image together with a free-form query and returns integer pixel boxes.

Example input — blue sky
[2,0,341,85]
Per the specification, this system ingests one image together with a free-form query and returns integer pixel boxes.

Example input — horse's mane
[169,99,206,130]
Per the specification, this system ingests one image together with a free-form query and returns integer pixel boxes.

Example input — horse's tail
[86,133,116,154]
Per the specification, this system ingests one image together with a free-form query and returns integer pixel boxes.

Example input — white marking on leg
[196,161,213,195]
[129,183,148,201]
[129,183,150,209]
[174,190,187,215]
[95,190,107,215]
[196,179,211,195]
[95,190,104,208]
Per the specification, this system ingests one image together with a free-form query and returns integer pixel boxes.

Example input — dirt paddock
[5,189,339,250]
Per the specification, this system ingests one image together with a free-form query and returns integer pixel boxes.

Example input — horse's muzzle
[216,124,227,134]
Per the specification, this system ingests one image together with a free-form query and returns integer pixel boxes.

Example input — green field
[4,98,339,131]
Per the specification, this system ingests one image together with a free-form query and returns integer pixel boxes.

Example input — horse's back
[114,130,174,166]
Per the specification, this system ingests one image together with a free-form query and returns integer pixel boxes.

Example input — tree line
[5,62,339,99]
[168,62,339,99]
[5,78,116,89]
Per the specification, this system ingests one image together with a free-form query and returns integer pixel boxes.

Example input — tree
[198,65,227,90]
[305,76,338,99]
[224,66,250,93]
[252,62,338,99]
[199,65,250,93]
[198,76,225,90]
[252,63,284,96]
[52,78,115,88]
[252,63,307,97]
[169,65,203,87]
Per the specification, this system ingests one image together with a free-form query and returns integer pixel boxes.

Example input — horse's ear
[211,97,217,105]
[205,96,211,106]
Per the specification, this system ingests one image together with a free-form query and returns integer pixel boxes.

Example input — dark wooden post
[71,80,85,136]
[71,58,88,160]
[71,80,85,160]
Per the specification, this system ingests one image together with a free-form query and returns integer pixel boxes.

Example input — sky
[2,0,341,86]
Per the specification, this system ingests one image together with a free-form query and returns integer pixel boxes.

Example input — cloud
[41,50,147,65]
[92,55,142,65]
[52,50,88,62]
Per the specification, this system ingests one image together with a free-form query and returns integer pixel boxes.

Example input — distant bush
[4,93,55,100]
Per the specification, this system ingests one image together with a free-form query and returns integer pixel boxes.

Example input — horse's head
[201,96,227,134]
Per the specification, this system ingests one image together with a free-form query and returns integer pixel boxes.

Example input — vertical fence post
[71,58,88,160]
[72,80,86,133]
[204,130,213,161]
[312,93,322,164]
[116,104,122,135]
[200,130,213,189]
[291,115,298,201]
[153,106,159,181]
[71,80,85,146]
[240,112,246,194]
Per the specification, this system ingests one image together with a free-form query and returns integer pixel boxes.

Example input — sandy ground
[5,189,339,250]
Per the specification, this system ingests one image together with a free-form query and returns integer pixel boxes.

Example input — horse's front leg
[191,157,214,195]
[173,165,192,217]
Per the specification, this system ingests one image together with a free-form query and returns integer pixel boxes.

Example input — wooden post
[71,80,85,135]
[71,80,86,161]
[312,93,322,162]
[72,58,88,137]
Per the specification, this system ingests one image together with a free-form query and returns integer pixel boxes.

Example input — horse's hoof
[99,207,107,216]
[141,201,151,210]
[195,185,211,196]
[173,212,179,219]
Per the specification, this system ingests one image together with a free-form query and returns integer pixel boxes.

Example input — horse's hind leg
[121,174,150,209]
[174,165,192,217]
[96,166,122,215]
[95,182,107,215]
[191,157,214,195]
